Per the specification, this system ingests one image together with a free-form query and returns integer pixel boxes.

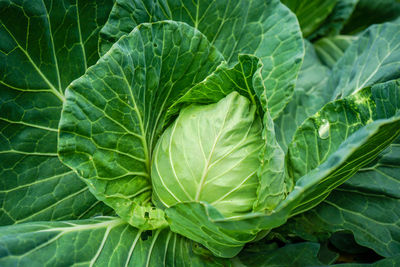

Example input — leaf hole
[153,43,157,48]
[144,211,149,218]
[141,230,153,241]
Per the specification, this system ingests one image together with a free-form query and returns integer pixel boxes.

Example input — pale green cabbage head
[151,92,263,217]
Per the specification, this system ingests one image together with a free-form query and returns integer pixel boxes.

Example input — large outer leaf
[332,255,400,267]
[99,0,304,118]
[164,80,400,258]
[280,138,400,257]
[286,79,400,215]
[152,92,263,217]
[0,217,227,266]
[328,21,400,99]
[281,0,338,37]
[236,242,333,267]
[58,21,223,229]
[288,79,400,182]
[0,0,113,225]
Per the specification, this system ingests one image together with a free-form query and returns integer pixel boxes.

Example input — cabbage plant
[1,0,400,266]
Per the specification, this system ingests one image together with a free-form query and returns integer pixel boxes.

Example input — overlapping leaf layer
[1,0,400,266]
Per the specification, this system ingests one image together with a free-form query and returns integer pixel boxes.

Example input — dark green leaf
[309,0,359,39]
[287,79,400,183]
[286,80,400,215]
[237,242,333,267]
[99,0,304,118]
[331,254,400,266]
[0,217,227,266]
[0,0,114,225]
[342,0,400,34]
[281,0,338,37]
[279,138,400,257]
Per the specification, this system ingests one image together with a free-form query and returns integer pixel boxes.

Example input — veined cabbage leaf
[98,0,304,118]
[0,0,114,225]
[1,1,400,265]
[152,92,263,217]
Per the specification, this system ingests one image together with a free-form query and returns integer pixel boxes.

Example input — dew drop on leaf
[318,119,330,139]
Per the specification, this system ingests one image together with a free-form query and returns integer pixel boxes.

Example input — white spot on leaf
[318,119,330,139]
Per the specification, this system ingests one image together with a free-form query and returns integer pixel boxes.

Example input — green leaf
[0,217,227,267]
[309,0,359,39]
[314,35,357,69]
[319,186,400,257]
[0,0,114,225]
[58,21,224,229]
[342,0,400,34]
[0,153,113,225]
[236,242,334,267]
[275,41,331,151]
[281,0,338,37]
[280,138,400,257]
[331,254,400,266]
[344,141,400,200]
[329,21,400,99]
[329,231,370,254]
[166,202,263,258]
[273,40,331,204]
[152,92,263,217]
[288,79,400,182]
[99,0,304,118]
[253,111,289,212]
[286,79,400,215]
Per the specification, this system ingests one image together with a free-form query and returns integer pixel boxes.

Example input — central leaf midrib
[145,229,162,267]
[42,0,63,95]
[115,57,151,173]
[75,0,88,71]
[124,229,143,267]
[195,104,230,201]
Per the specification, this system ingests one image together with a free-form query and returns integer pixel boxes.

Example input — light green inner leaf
[152,92,263,217]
